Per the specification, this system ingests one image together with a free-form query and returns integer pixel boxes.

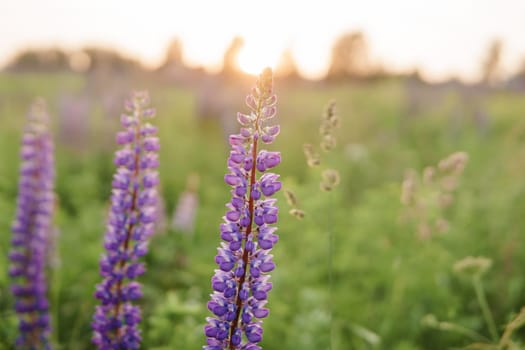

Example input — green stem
[438,321,490,343]
[51,266,60,348]
[328,190,334,350]
[472,276,498,342]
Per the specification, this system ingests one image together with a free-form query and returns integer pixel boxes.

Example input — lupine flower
[154,193,168,234]
[204,68,281,350]
[9,98,55,350]
[172,173,200,234]
[92,91,159,349]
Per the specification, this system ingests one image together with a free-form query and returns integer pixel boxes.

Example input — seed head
[284,189,298,207]
[320,99,340,136]
[438,151,469,174]
[289,208,305,219]
[322,169,340,187]
[422,166,435,184]
[303,143,320,167]
[453,256,492,278]
[320,134,337,152]
[400,169,417,206]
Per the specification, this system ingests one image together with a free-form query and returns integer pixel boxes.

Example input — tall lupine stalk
[204,68,281,350]
[92,92,159,349]
[9,98,55,350]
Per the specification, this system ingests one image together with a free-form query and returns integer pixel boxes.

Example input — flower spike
[92,91,159,349]
[204,68,281,350]
[9,98,55,350]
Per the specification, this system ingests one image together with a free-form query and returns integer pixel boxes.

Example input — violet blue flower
[92,91,159,349]
[204,68,281,350]
[9,98,55,350]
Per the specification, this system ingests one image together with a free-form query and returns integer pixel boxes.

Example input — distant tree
[68,51,91,72]
[5,48,69,72]
[275,47,300,80]
[506,57,525,91]
[222,36,244,76]
[326,31,369,80]
[481,39,503,86]
[512,58,525,81]
[82,47,142,73]
[163,37,184,67]
[517,59,525,77]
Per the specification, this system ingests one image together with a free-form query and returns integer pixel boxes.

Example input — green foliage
[1,73,525,349]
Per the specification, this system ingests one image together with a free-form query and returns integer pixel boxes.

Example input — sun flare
[237,44,281,76]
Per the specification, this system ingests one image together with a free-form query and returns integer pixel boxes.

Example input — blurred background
[1,1,525,349]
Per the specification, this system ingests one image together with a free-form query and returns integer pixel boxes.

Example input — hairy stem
[112,122,141,343]
[328,190,334,350]
[228,102,262,349]
[437,320,490,343]
[472,276,498,342]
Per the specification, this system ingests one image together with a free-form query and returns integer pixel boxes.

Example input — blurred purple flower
[204,68,281,350]
[57,92,89,150]
[9,98,55,350]
[172,173,200,234]
[172,191,198,234]
[91,91,159,349]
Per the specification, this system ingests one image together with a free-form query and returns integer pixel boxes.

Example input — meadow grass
[1,73,525,349]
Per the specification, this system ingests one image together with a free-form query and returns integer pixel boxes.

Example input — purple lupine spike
[9,98,55,350]
[92,91,159,350]
[204,68,281,350]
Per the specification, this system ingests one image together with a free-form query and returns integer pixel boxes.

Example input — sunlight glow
[1,0,524,81]
[238,45,281,76]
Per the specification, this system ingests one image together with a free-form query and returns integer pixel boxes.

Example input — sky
[1,0,525,81]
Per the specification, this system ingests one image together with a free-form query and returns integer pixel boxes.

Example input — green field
[1,72,525,349]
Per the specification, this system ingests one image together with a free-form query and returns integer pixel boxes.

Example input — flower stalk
[204,68,281,350]
[9,98,55,350]
[92,91,159,349]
